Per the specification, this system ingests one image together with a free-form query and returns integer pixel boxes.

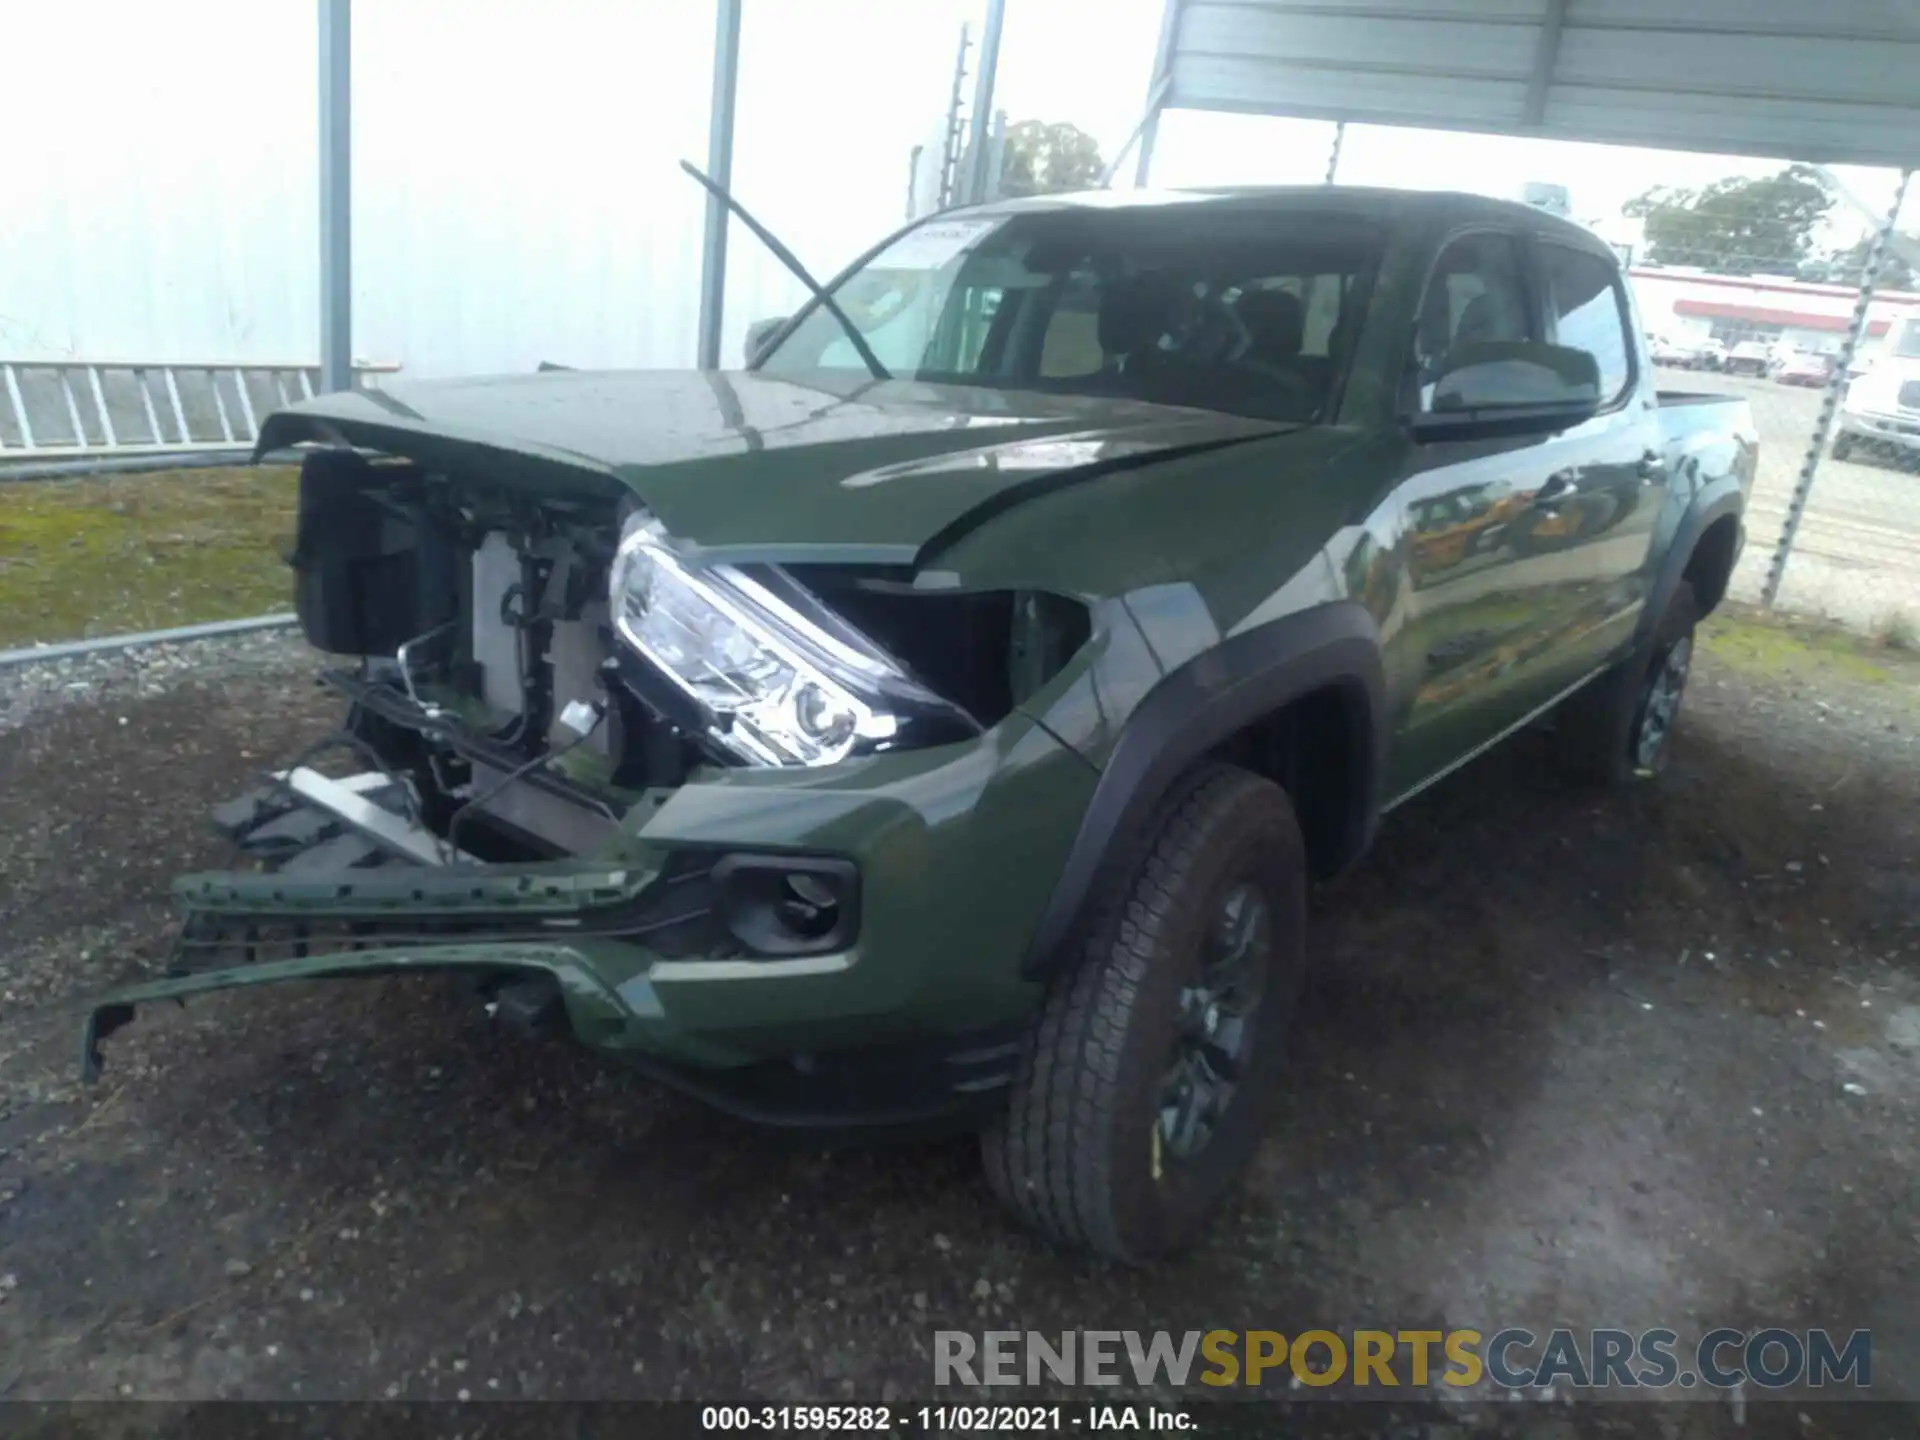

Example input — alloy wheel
[1634,634,1693,771]
[1158,880,1271,1160]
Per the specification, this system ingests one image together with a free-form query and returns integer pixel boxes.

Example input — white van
[1835,314,1920,462]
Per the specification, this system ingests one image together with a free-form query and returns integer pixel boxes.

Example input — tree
[999,120,1105,198]
[1623,165,1832,275]
[1801,233,1917,293]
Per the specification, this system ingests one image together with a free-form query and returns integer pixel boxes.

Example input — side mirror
[1410,340,1603,440]
[744,316,789,367]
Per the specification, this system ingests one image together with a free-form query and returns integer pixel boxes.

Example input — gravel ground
[1,623,1917,1434]
[0,626,306,736]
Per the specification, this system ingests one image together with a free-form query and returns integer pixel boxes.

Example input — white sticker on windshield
[872,217,1002,271]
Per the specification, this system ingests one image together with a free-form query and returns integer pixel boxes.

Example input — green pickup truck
[86,186,1756,1261]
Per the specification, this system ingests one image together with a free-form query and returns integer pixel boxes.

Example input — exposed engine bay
[286,450,1090,862]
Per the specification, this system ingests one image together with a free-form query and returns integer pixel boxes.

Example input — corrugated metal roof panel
[1543,87,1913,159]
[1177,6,1540,77]
[1566,0,1917,42]
[1171,55,1527,126]
[1155,0,1920,167]
[1557,31,1911,107]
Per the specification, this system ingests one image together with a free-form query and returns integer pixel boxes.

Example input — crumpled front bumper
[82,926,1026,1127]
[83,706,1100,1125]
[80,769,723,1076]
[84,936,647,1074]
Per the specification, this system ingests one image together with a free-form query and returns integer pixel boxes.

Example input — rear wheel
[982,764,1306,1262]
[1557,581,1700,786]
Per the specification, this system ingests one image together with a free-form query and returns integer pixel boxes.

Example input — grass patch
[0,465,298,649]
[1700,601,1919,685]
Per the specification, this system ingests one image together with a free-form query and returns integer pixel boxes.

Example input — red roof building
[1631,268,1920,353]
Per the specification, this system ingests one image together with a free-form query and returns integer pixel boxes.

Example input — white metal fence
[0,360,399,462]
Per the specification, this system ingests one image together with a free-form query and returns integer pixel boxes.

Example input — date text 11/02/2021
[700,1405,1192,1431]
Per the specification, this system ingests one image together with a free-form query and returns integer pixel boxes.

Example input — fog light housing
[712,855,860,958]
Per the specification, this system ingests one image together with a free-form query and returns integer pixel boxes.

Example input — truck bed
[1655,390,1746,409]
[1654,390,1758,531]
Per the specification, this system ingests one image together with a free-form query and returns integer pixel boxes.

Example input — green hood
[255,370,1285,566]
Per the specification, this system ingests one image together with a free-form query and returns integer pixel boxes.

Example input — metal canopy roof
[1143,0,1920,169]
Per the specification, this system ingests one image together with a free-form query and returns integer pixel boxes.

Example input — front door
[1385,229,1577,798]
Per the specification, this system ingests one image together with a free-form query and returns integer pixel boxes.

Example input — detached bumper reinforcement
[275,766,478,866]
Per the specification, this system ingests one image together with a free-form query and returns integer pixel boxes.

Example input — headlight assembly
[609,520,976,767]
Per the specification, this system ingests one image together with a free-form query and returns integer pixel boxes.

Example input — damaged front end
[86,434,1102,1123]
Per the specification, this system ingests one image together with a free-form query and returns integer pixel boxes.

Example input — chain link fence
[1617,165,1919,640]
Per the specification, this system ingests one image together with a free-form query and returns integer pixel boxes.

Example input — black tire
[1831,432,1855,462]
[1557,580,1700,786]
[982,763,1306,1262]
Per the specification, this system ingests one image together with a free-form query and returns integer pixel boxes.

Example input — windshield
[1891,317,1920,360]
[755,206,1386,425]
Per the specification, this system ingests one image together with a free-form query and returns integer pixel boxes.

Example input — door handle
[1636,450,1664,483]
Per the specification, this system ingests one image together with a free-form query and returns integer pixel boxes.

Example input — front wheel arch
[1021,602,1385,981]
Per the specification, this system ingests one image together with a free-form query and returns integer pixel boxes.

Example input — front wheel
[1832,432,1856,461]
[1557,581,1700,786]
[982,764,1306,1263]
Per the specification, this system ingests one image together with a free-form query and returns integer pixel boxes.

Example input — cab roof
[959,184,1615,254]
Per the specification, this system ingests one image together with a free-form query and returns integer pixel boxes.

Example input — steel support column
[1133,109,1162,188]
[983,110,1008,201]
[963,0,1007,205]
[1099,75,1171,187]
[1523,0,1568,128]
[695,0,743,370]
[1763,167,1912,608]
[318,0,352,394]
[1134,0,1185,187]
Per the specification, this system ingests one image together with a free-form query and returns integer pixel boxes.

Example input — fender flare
[1639,492,1743,641]
[1021,601,1387,979]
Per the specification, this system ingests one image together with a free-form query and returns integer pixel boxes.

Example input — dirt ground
[1,615,1917,1433]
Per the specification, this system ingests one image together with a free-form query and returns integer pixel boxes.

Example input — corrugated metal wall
[1,0,970,378]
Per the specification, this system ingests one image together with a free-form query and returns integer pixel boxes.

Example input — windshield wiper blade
[678,160,891,381]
